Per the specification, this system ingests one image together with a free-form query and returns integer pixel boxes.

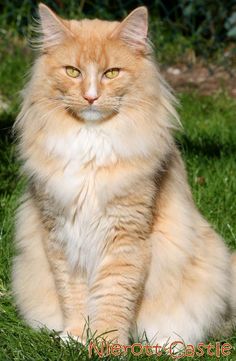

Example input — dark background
[0,0,236,57]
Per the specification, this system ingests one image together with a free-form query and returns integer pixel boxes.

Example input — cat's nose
[83,95,99,104]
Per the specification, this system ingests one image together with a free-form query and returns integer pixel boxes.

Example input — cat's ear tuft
[110,7,149,53]
[37,3,72,49]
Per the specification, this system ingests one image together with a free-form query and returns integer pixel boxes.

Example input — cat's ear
[110,7,149,52]
[38,3,73,49]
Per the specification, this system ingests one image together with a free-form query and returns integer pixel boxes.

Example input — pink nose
[83,95,99,104]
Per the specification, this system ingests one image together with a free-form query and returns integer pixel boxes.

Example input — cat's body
[12,4,236,346]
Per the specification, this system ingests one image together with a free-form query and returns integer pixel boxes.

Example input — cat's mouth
[76,103,118,123]
[61,95,121,123]
[62,97,120,123]
[65,104,116,123]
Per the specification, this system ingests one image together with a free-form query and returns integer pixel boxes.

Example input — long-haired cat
[12,3,236,346]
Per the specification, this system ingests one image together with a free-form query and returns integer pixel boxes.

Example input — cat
[12,3,236,347]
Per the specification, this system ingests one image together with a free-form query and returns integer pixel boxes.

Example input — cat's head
[32,4,155,123]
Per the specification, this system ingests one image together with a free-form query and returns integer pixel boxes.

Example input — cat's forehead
[62,19,130,67]
[70,19,119,41]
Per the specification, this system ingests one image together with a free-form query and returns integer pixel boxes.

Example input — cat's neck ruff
[45,123,118,168]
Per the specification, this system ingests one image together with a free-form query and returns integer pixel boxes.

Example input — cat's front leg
[88,236,150,345]
[43,236,88,338]
[61,273,88,340]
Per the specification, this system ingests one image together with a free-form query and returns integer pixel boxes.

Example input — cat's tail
[212,252,236,339]
[230,252,236,325]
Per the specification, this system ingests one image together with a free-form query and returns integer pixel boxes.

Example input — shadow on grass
[177,134,236,158]
[0,112,15,137]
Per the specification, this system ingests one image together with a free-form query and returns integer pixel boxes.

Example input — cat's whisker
[123,97,155,106]
[39,103,65,122]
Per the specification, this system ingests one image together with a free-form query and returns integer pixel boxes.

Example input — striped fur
[12,4,236,345]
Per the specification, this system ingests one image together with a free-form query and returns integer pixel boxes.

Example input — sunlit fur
[12,4,236,346]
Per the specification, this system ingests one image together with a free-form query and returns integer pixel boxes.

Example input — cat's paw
[156,337,186,354]
[60,328,85,345]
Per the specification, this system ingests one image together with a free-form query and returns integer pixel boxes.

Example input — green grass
[0,40,236,360]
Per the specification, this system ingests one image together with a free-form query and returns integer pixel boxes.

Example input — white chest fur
[43,126,117,278]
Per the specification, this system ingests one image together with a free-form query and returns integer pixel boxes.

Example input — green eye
[65,66,81,78]
[104,68,120,79]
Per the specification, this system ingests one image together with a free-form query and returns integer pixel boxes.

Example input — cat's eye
[65,66,81,78]
[104,68,120,79]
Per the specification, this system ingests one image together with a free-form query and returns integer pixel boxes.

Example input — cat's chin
[79,108,108,123]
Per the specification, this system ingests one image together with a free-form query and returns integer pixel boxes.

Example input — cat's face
[37,4,150,123]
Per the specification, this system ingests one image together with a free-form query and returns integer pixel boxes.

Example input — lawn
[0,36,236,360]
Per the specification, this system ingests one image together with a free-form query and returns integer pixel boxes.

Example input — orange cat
[12,3,236,346]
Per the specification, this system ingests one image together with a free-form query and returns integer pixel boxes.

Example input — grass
[0,36,236,360]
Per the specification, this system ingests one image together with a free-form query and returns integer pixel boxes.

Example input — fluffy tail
[230,252,236,324]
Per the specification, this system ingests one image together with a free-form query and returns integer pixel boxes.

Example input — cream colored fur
[12,4,236,346]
